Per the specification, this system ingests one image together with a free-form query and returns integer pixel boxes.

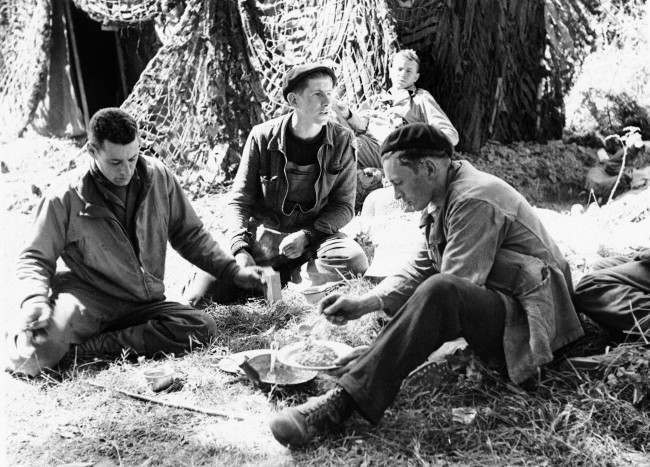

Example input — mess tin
[143,367,175,392]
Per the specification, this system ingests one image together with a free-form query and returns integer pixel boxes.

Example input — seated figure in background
[334,48,459,170]
[184,63,368,305]
[575,249,650,337]
[5,108,263,377]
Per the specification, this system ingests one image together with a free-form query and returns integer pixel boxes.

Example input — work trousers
[7,272,217,376]
[338,273,507,424]
[574,255,650,334]
[185,231,369,304]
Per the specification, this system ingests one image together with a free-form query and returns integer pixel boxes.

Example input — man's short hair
[391,49,420,68]
[88,108,138,147]
[282,62,337,101]
[380,123,452,170]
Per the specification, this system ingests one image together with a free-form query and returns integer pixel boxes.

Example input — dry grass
[3,135,650,465]
[4,278,649,466]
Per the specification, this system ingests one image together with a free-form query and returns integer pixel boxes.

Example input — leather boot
[269,386,353,447]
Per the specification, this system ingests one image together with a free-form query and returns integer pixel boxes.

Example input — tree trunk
[388,0,546,151]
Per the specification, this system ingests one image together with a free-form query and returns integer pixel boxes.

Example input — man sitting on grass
[334,49,459,171]
[184,62,368,304]
[5,108,263,377]
[269,123,584,447]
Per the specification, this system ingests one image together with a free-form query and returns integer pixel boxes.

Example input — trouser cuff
[337,374,384,425]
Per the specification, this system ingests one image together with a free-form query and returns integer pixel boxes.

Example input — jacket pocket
[325,163,342,175]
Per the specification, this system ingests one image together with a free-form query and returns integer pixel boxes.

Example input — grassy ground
[2,134,649,465]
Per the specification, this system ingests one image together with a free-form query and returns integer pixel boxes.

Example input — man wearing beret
[184,63,368,303]
[270,122,584,447]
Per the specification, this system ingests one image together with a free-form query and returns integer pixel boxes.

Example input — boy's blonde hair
[391,49,420,68]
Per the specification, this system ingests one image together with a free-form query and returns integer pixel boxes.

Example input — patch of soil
[460,140,599,208]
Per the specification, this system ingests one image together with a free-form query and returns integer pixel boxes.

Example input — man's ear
[87,142,98,159]
[286,92,298,107]
[421,158,437,177]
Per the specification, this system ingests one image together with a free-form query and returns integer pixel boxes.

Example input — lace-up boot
[269,386,353,447]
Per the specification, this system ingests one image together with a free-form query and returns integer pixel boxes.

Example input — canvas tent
[0,0,159,139]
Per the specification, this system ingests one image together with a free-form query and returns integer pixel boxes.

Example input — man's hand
[328,345,370,376]
[235,250,256,268]
[18,298,52,346]
[319,293,381,325]
[279,230,309,259]
[232,265,265,291]
[21,298,52,331]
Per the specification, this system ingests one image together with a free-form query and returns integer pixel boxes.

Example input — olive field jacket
[373,161,584,383]
[17,155,239,305]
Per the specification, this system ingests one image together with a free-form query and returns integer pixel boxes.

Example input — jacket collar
[418,160,462,229]
[267,112,334,154]
[74,155,154,218]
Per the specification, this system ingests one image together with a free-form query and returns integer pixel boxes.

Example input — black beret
[282,62,337,101]
[380,123,453,159]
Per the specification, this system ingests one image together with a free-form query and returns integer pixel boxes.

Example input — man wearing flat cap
[185,63,368,303]
[269,122,584,447]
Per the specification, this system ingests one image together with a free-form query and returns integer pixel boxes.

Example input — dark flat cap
[380,123,453,159]
[282,62,337,100]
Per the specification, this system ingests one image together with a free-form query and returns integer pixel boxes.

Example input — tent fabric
[30,0,85,138]
[0,0,52,139]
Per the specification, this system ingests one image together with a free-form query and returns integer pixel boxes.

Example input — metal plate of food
[217,349,270,374]
[243,352,318,385]
[277,340,353,371]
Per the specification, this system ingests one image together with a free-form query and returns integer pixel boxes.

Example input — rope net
[72,0,160,27]
[0,0,51,139]
[238,0,399,118]
[1,0,598,162]
[120,0,261,176]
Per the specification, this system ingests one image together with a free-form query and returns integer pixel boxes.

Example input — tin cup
[143,367,175,392]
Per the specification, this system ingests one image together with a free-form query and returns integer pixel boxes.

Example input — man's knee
[168,306,219,344]
[316,235,369,276]
[196,311,218,339]
[416,273,465,298]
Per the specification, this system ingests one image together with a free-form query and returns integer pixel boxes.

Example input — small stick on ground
[83,381,245,420]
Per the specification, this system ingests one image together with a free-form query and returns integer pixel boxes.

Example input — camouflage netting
[238,0,398,117]
[72,0,159,26]
[120,0,261,176]
[0,0,51,139]
[0,0,601,172]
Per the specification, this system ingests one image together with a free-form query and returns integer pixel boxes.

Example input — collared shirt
[90,163,142,254]
[359,85,459,147]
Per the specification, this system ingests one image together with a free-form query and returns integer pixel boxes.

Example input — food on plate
[293,341,339,367]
